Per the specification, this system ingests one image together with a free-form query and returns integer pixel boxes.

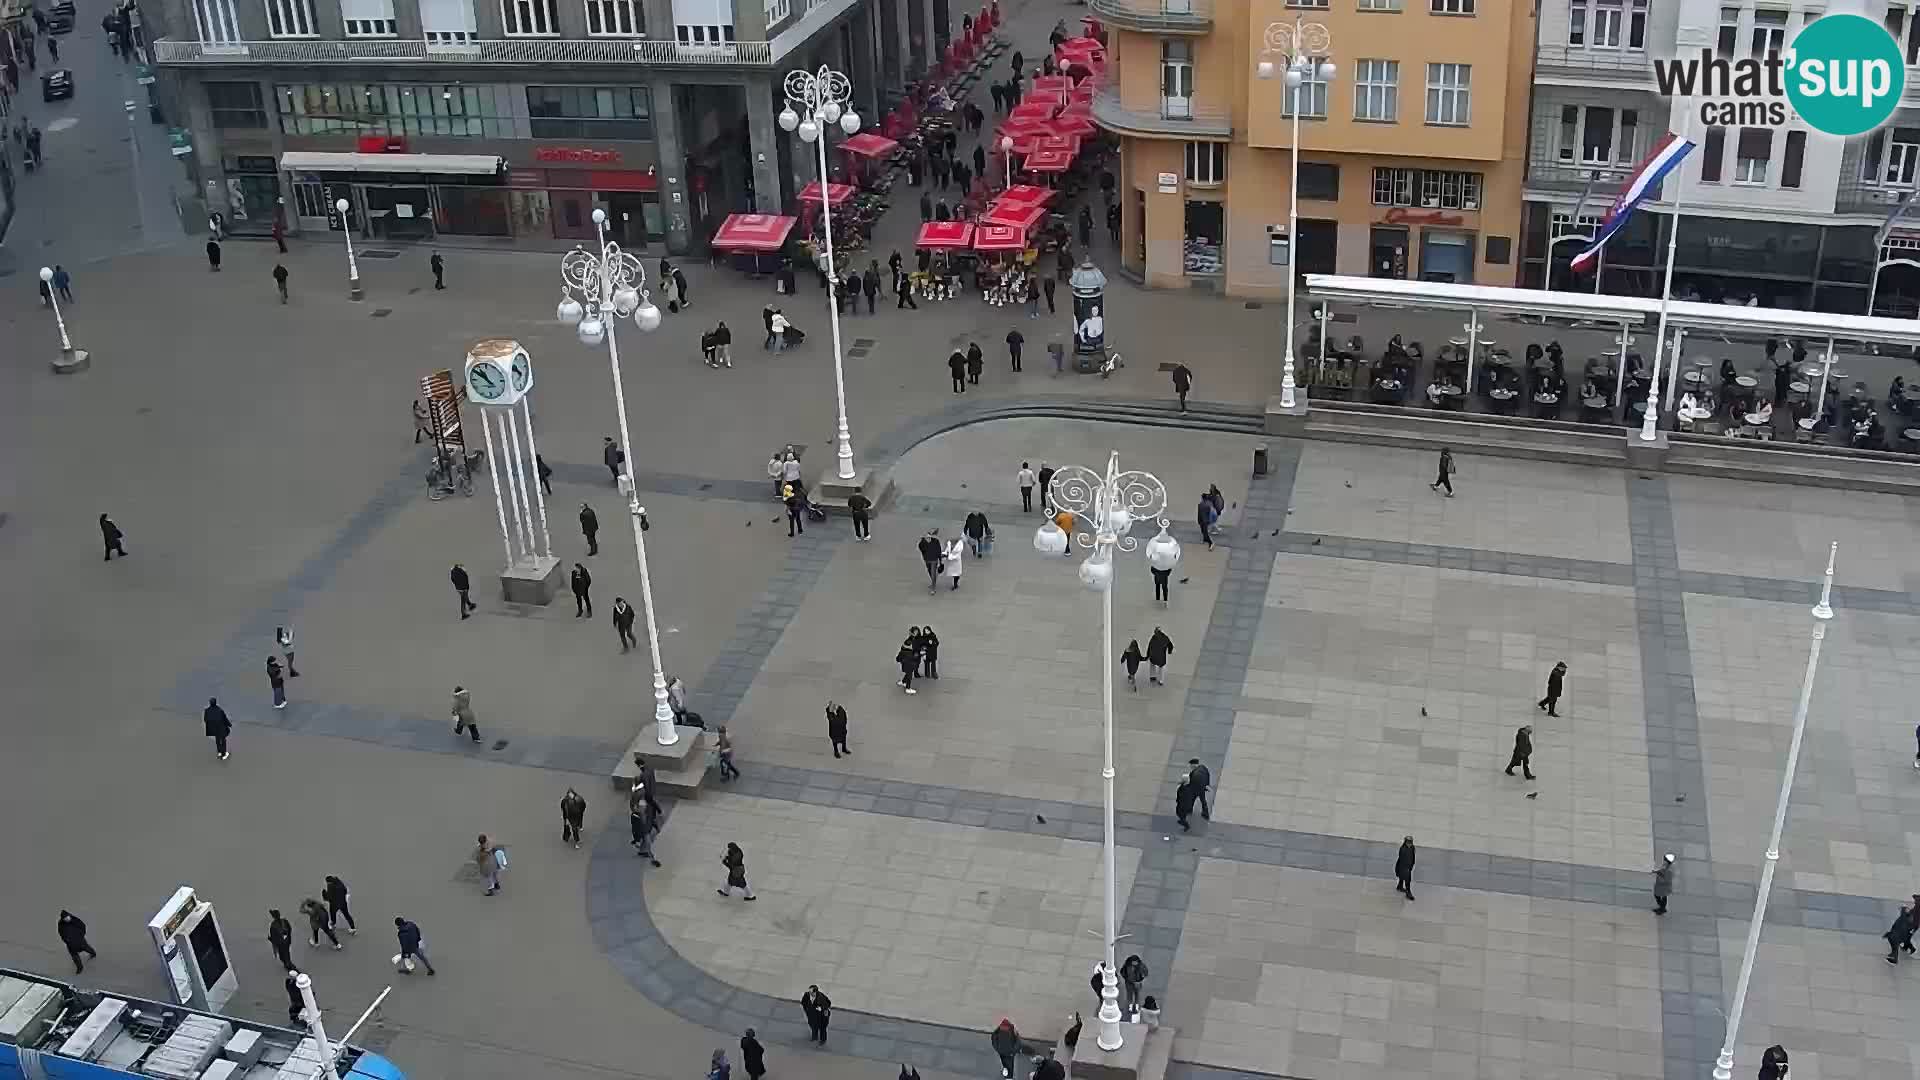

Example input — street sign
[167,127,191,156]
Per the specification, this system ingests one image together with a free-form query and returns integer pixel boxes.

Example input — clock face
[510,351,533,394]
[467,361,507,401]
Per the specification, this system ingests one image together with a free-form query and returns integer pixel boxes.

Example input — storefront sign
[1384,208,1466,226]
[536,147,622,164]
[1156,171,1178,194]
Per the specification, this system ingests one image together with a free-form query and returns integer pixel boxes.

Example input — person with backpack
[1197,492,1218,550]
[990,1018,1025,1078]
[473,834,505,895]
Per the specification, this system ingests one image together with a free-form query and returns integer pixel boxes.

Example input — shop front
[282,150,507,242]
[1367,207,1479,284]
[508,145,663,247]
[223,155,284,237]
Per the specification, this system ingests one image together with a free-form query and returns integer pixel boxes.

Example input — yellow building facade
[1090,0,1534,296]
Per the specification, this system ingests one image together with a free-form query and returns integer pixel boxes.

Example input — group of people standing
[894,625,941,694]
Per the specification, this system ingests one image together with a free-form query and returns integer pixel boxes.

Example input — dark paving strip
[1626,476,1724,1080]
[687,529,841,728]
[231,699,627,774]
[1678,570,1920,614]
[546,460,770,505]
[1276,531,1638,587]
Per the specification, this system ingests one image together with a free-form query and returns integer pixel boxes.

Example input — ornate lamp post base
[1064,1021,1172,1080]
[497,554,564,605]
[50,347,91,375]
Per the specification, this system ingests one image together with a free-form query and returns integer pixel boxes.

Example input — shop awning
[983,200,1047,232]
[798,180,857,206]
[279,151,504,175]
[838,133,900,160]
[710,213,797,252]
[1024,149,1073,173]
[915,220,976,248]
[974,223,1029,252]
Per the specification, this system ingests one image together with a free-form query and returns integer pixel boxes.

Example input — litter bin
[1253,444,1269,476]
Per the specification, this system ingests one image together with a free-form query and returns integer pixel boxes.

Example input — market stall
[913,219,976,301]
[1024,148,1074,174]
[709,213,797,274]
[836,132,901,190]
[975,223,1035,304]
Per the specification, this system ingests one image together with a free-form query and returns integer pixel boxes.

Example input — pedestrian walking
[99,514,126,560]
[273,217,287,253]
[1121,639,1143,690]
[285,972,305,1026]
[991,1018,1024,1078]
[1042,275,1057,314]
[1430,447,1456,496]
[204,697,232,759]
[847,486,873,540]
[300,898,341,950]
[603,437,625,483]
[451,563,477,618]
[570,563,593,617]
[800,985,831,1043]
[1171,363,1193,412]
[917,531,944,593]
[964,510,991,557]
[628,782,661,866]
[1174,772,1197,831]
[919,626,940,679]
[1505,725,1535,780]
[896,265,918,308]
[1197,493,1218,550]
[537,455,553,496]
[1394,836,1416,899]
[862,265,880,314]
[716,724,740,780]
[273,263,289,302]
[560,787,587,848]
[276,626,299,677]
[919,189,933,221]
[826,700,850,757]
[949,349,968,393]
[1885,902,1916,963]
[57,911,97,973]
[1151,564,1172,605]
[713,320,733,367]
[414,400,431,443]
[771,311,793,350]
[1026,276,1040,318]
[268,909,295,970]
[474,834,505,895]
[613,597,637,651]
[708,1049,731,1080]
[1007,328,1024,372]
[783,483,806,537]
[1017,462,1037,512]
[1537,661,1567,717]
[741,1030,766,1080]
[945,535,965,590]
[206,238,222,271]
[701,327,718,367]
[1652,853,1675,914]
[580,503,600,555]
[392,916,435,975]
[673,266,690,309]
[451,685,480,743]
[1185,758,1212,819]
[1063,1013,1082,1051]
[431,252,445,290]
[322,876,356,933]
[1147,627,1174,685]
[1108,203,1121,247]
[719,842,756,899]
[267,656,287,709]
[966,342,984,385]
[1758,1045,1789,1080]
[1036,463,1055,514]
[52,265,73,304]
[896,636,919,695]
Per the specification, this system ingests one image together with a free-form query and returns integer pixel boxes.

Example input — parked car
[41,68,73,102]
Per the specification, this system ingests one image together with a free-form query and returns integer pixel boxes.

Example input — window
[1591,0,1621,45]
[586,0,643,33]
[502,0,558,35]
[1372,167,1482,208]
[1358,0,1402,10]
[1863,126,1920,185]
[1700,126,1725,182]
[1558,105,1638,165]
[1568,1,1584,42]
[1551,212,1604,238]
[1430,0,1473,12]
[1617,108,1638,164]
[1287,0,1328,8]
[1284,55,1330,118]
[340,0,395,35]
[676,22,735,44]
[526,85,654,139]
[1581,106,1615,163]
[1558,105,1578,160]
[1751,9,1787,56]
[1628,0,1648,47]
[1781,130,1806,188]
[277,83,510,137]
[1186,142,1225,186]
[1735,127,1771,183]
[192,0,243,45]
[263,0,316,36]
[1353,59,1398,121]
[1717,5,1739,56]
[420,0,477,42]
[207,81,266,127]
[1424,63,1470,125]
[764,0,789,22]
[1886,5,1920,64]
[1299,162,1340,199]
[1161,40,1194,119]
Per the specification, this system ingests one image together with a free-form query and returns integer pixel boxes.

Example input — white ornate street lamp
[38,265,85,372]
[1000,134,1015,188]
[779,65,862,482]
[1257,19,1334,412]
[555,208,680,748]
[1712,543,1836,1080]
[1034,452,1180,1055]
[335,197,363,301]
[291,973,344,1080]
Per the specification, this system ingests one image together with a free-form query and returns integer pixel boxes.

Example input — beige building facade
[1091,0,1534,297]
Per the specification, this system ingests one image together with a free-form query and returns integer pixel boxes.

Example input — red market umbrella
[1051,114,1096,137]
[797,181,857,206]
[973,223,1029,252]
[837,132,900,159]
[1000,183,1055,206]
[1008,100,1056,122]
[1024,148,1073,173]
[1030,75,1073,94]
[983,200,1047,232]
[915,220,976,249]
[710,214,797,252]
[999,115,1052,137]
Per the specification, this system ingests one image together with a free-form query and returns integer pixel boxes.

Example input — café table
[1734,375,1758,389]
[1789,381,1810,394]
[1906,427,1920,443]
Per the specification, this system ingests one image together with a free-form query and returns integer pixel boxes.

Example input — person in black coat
[800,985,831,1043]
[1121,639,1144,691]
[862,265,880,314]
[1394,836,1416,899]
[896,639,919,694]
[580,503,600,555]
[963,511,990,556]
[1007,328,1024,371]
[268,909,295,970]
[58,910,96,973]
[207,238,223,271]
[917,532,944,593]
[570,563,593,618]
[603,437,624,483]
[100,514,126,560]
[1174,773,1198,831]
[1537,661,1567,717]
[204,697,232,760]
[1506,725,1535,780]
[966,342,985,385]
[949,349,969,394]
[783,484,806,537]
[1146,627,1174,685]
[740,1030,766,1080]
[919,626,940,678]
[1757,1045,1789,1080]
[973,143,986,177]
[323,876,356,932]
[1185,757,1212,819]
[285,971,306,1026]
[825,700,850,757]
[1886,905,1915,963]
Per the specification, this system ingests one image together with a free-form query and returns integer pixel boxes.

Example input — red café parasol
[973,223,1029,252]
[797,180,857,206]
[1007,100,1056,122]
[837,132,900,159]
[915,220,976,249]
[1050,113,1096,137]
[710,214,797,252]
[1023,148,1074,173]
[1030,75,1073,94]
[998,114,1053,140]
[983,199,1047,232]
[1000,183,1055,206]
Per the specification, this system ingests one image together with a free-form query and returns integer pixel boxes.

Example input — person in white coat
[945,536,965,591]
[770,311,792,351]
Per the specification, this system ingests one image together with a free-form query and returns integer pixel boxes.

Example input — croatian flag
[1569,132,1695,274]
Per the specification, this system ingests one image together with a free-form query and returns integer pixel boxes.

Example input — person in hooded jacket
[1121,640,1144,690]
[299,897,341,949]
[204,697,232,759]
[561,788,587,848]
[268,909,295,970]
[1119,955,1148,1015]
[990,1018,1024,1078]
[740,1030,766,1080]
[919,626,940,678]
[1146,628,1174,685]
[1394,836,1417,899]
[322,876,356,933]
[1757,1045,1789,1080]
[57,910,96,973]
[571,563,593,618]
[964,510,991,556]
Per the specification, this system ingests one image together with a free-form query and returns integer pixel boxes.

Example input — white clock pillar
[465,339,563,605]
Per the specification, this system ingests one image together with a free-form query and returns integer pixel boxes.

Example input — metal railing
[1525,160,1631,196]
[1090,86,1231,138]
[153,36,773,65]
[1086,0,1212,33]
[1533,43,1655,82]
[1835,179,1916,216]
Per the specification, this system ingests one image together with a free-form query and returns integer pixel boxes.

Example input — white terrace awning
[279,152,504,175]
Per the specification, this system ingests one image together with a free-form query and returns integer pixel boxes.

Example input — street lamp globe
[335,197,349,214]
[1000,135,1014,152]
[1256,58,1276,79]
[1078,551,1114,592]
[556,295,585,325]
[1318,59,1337,80]
[1035,520,1069,554]
[577,314,607,347]
[778,106,800,132]
[1104,506,1135,538]
[592,207,608,225]
[39,266,52,283]
[611,285,640,317]
[840,109,861,135]
[1284,67,1303,87]
[1145,525,1182,571]
[821,100,842,124]
[797,117,820,143]
[634,298,662,331]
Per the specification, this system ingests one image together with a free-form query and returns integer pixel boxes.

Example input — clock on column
[465,339,532,407]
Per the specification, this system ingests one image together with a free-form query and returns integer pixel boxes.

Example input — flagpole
[1641,124,1689,443]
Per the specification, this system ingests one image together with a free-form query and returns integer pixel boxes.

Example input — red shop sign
[535,146,623,164]
[1384,207,1467,226]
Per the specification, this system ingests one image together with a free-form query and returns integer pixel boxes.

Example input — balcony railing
[1085,0,1211,33]
[1836,180,1915,216]
[1525,160,1631,197]
[1090,86,1230,139]
[153,36,773,66]
[1533,43,1655,83]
